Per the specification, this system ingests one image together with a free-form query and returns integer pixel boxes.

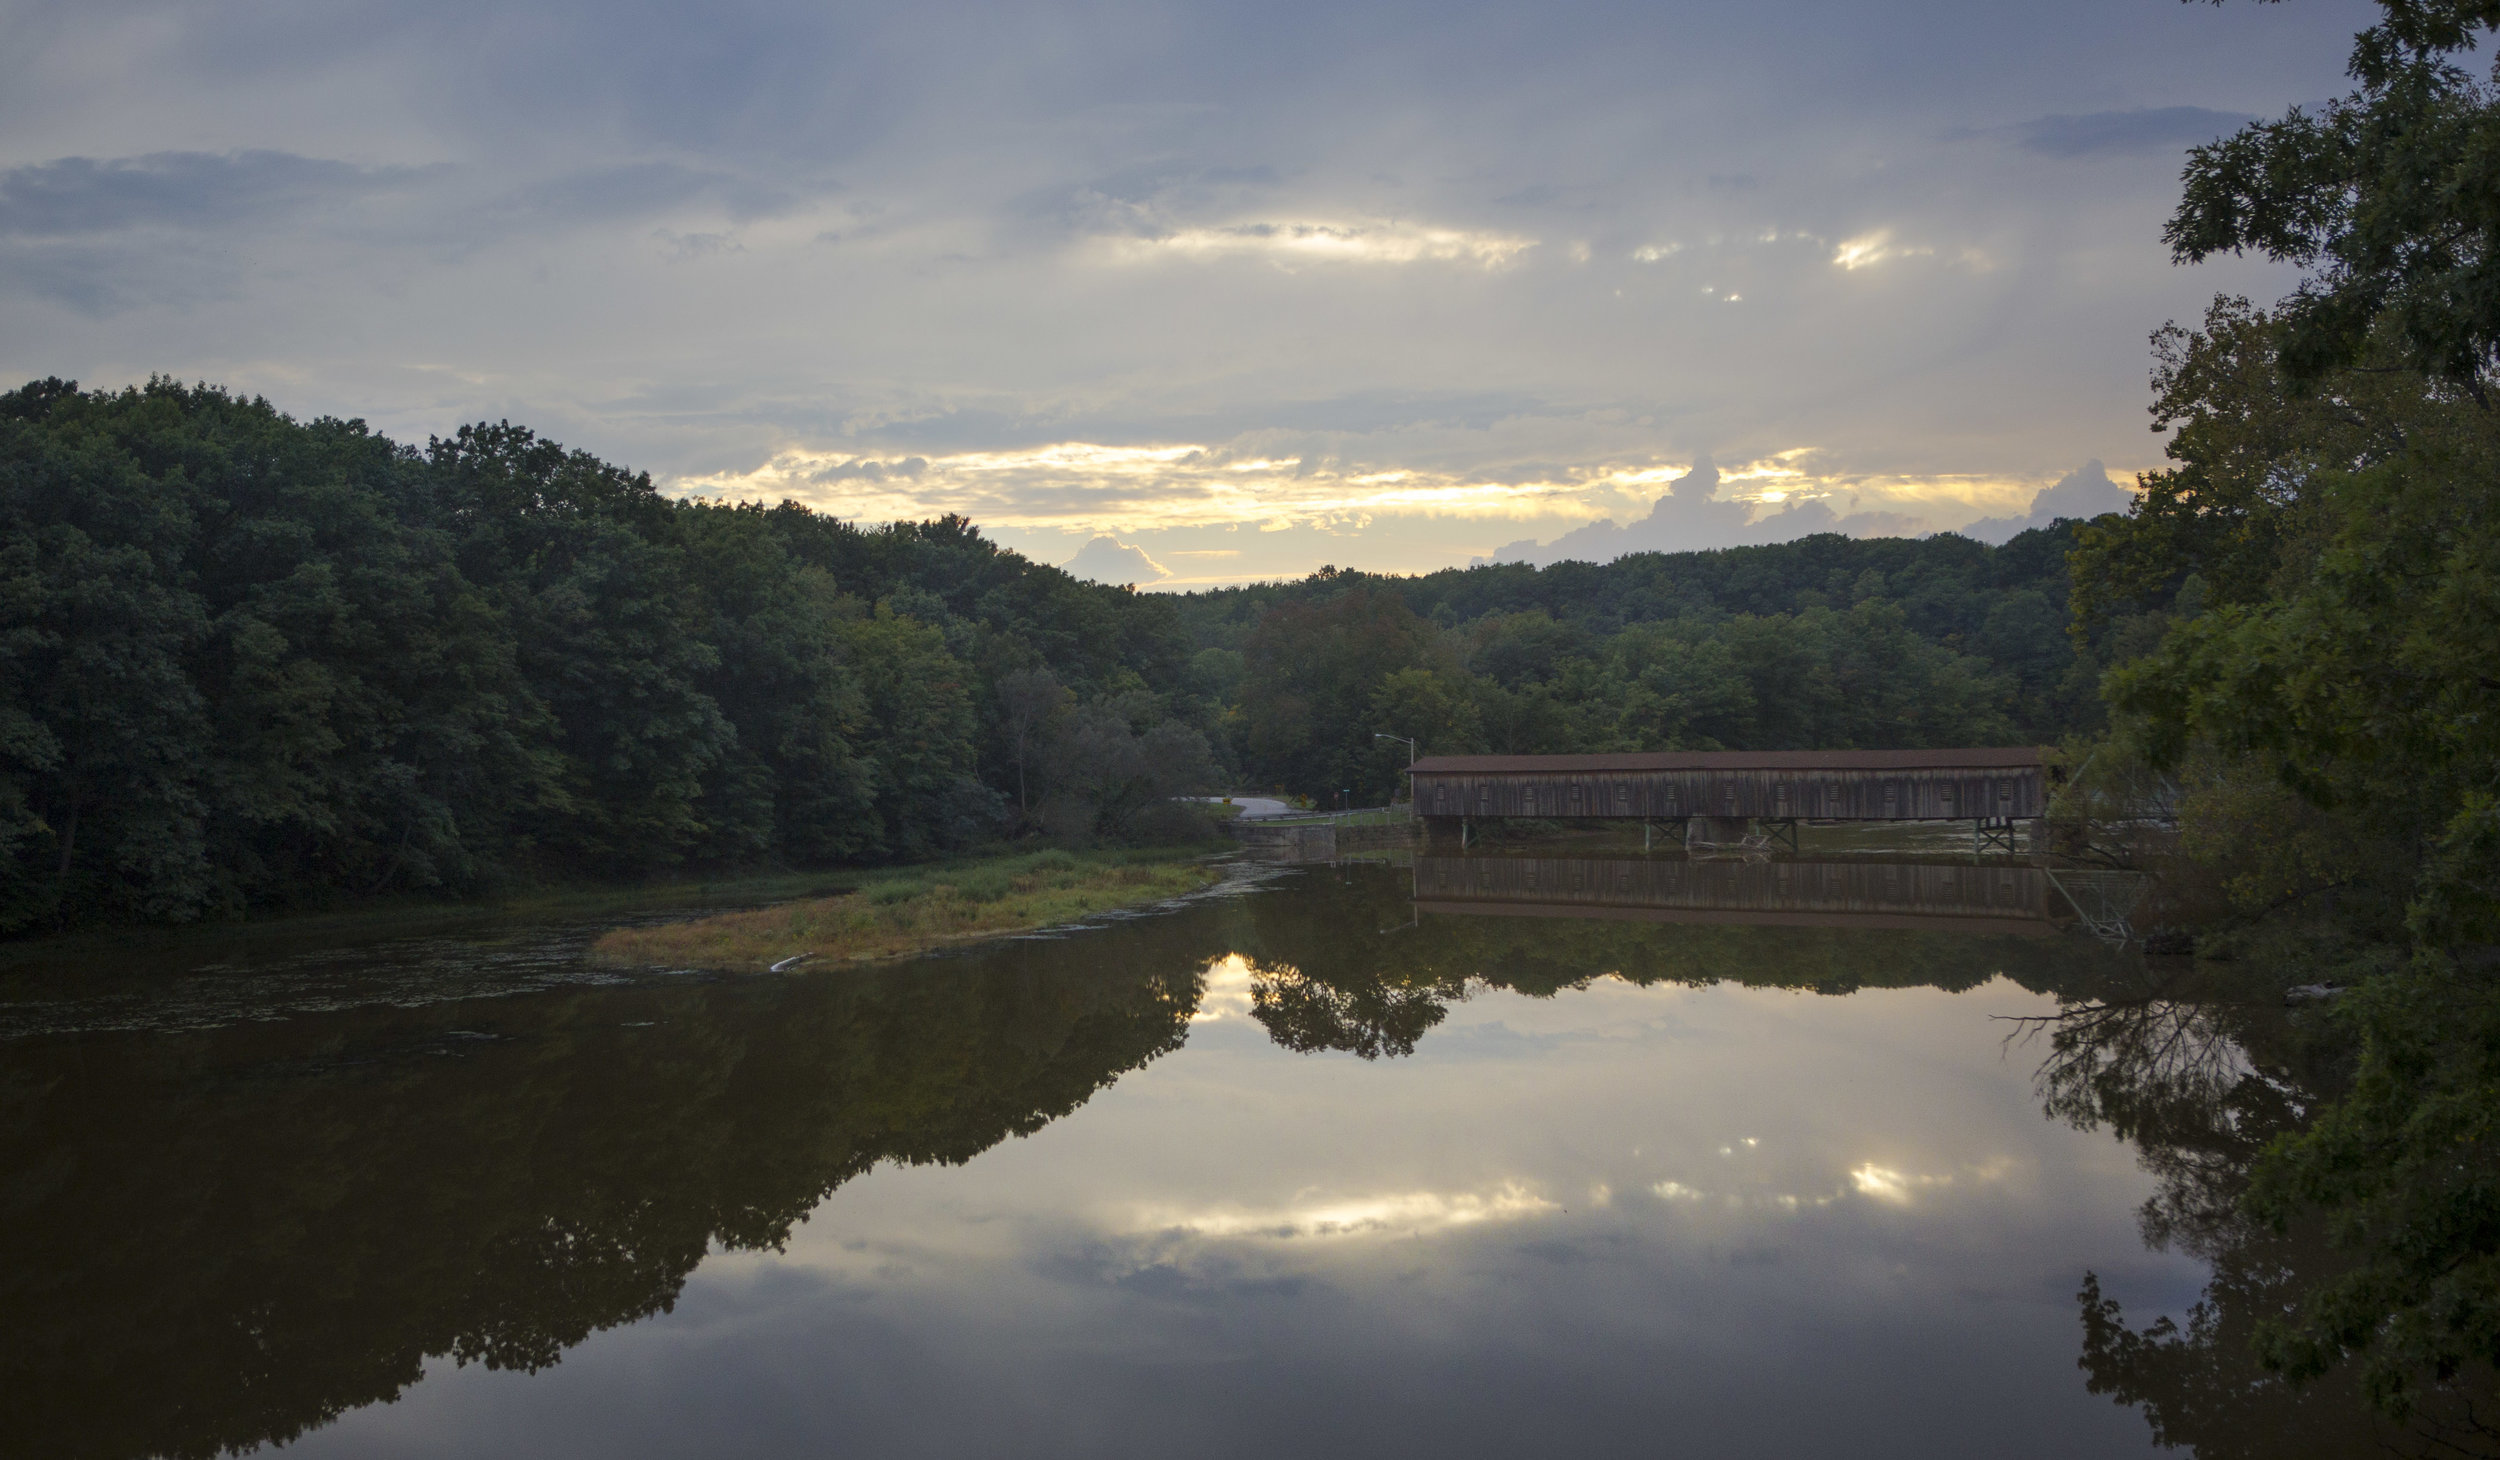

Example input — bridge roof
[1407,747,2046,775]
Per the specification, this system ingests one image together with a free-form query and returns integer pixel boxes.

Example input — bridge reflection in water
[1412,854,2057,936]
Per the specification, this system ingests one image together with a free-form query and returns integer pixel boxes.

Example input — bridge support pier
[1974,816,2018,855]
[1686,816,1753,850]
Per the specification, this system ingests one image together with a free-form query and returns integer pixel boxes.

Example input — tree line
[1187,523,2093,807]
[0,381,1220,932]
[0,378,2107,932]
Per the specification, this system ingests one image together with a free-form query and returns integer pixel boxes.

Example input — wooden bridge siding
[1412,766,2043,822]
[1414,855,2048,919]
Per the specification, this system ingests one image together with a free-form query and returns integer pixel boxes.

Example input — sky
[0,0,2374,586]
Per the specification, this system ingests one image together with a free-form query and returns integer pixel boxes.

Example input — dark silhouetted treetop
[2169,0,2500,385]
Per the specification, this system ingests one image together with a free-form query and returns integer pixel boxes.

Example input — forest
[0,377,2106,934]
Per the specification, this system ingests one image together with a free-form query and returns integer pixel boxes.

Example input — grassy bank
[588,847,1230,972]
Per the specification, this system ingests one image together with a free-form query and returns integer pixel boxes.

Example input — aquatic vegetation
[587,849,1224,971]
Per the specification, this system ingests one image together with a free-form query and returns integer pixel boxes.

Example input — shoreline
[587,847,1234,973]
[0,843,1234,981]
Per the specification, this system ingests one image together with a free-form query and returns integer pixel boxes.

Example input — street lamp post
[1374,733,1417,816]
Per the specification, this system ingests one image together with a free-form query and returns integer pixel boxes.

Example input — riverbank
[587,847,1231,972]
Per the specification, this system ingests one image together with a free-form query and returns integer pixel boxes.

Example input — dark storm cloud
[0,150,426,237]
[2015,106,2255,158]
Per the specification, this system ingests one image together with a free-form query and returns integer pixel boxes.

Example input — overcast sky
[1,0,2371,584]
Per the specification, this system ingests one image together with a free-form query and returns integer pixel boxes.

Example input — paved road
[1193,796,1294,820]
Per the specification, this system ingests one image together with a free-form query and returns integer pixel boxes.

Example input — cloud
[1022,161,1283,238]
[501,162,799,226]
[1830,231,1930,270]
[2015,107,2254,158]
[1485,454,1979,564]
[1955,460,2135,544]
[1062,534,1170,585]
[0,0,2350,581]
[809,455,929,483]
[682,433,2123,567]
[681,438,1612,532]
[1127,1181,1557,1241]
[0,150,426,237]
[1098,218,1537,268]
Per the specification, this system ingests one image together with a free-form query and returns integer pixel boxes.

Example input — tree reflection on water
[0,919,1214,1460]
[2015,964,2500,1458]
[9,862,2491,1459]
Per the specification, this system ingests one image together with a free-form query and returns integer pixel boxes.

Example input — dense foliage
[0,379,1212,932]
[2069,0,2500,1421]
[1189,527,2099,805]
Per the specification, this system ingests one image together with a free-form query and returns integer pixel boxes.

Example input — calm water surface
[0,856,2435,1458]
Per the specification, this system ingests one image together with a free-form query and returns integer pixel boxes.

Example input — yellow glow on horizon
[1129,1181,1558,1241]
[670,440,2140,539]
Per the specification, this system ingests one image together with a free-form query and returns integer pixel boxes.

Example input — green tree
[1240,584,1440,801]
[2168,0,2500,385]
[2073,0,2500,1415]
[836,605,995,858]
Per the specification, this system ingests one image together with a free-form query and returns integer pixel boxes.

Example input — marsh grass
[587,848,1227,971]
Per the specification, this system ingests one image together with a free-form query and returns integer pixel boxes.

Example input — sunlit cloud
[1646,1152,2015,1215]
[1849,1158,2012,1205]
[1848,1163,1946,1203]
[1832,233,1891,270]
[1128,1181,1558,1241]
[671,440,2089,542]
[1099,218,1537,269]
[1062,533,1169,585]
[1830,231,1934,271]
[680,442,1677,533]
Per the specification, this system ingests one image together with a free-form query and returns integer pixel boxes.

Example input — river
[0,854,2459,1458]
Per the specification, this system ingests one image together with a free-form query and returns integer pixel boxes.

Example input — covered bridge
[1407,748,2049,830]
